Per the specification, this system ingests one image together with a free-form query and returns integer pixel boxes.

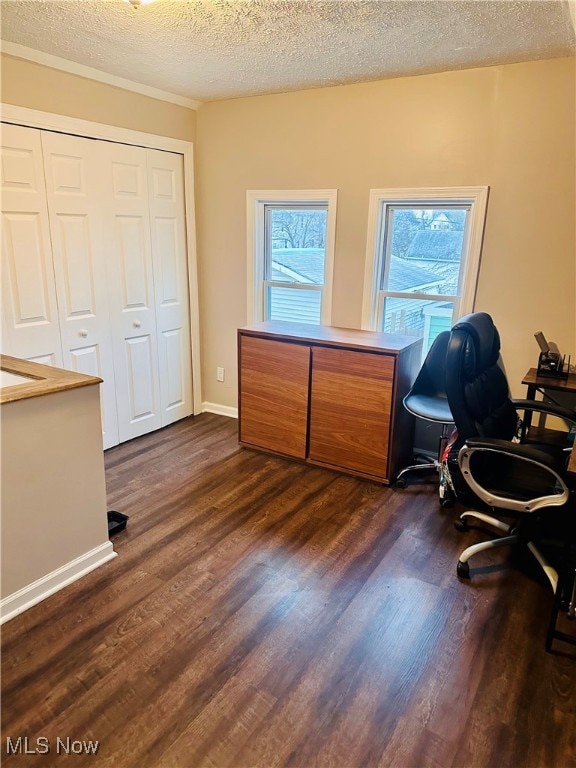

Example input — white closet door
[102,142,162,442]
[1,124,63,366]
[147,149,193,426]
[41,131,119,449]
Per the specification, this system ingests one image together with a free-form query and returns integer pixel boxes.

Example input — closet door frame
[0,103,202,415]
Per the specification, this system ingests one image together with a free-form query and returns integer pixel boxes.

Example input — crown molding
[1,40,201,110]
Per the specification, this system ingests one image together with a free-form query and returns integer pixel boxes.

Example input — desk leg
[545,566,576,652]
[523,384,537,439]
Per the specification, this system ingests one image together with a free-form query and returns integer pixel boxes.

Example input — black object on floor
[107,510,129,536]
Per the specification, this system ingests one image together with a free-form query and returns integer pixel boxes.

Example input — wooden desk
[522,367,576,430]
[522,368,576,474]
[238,322,422,484]
[522,367,576,402]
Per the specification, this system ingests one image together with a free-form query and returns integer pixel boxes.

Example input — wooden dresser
[238,321,422,484]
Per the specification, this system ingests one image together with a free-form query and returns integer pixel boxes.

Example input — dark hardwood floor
[2,414,575,767]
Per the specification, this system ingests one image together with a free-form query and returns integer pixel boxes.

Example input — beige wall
[2,53,574,410]
[1,54,196,141]
[1,384,111,609]
[196,57,575,408]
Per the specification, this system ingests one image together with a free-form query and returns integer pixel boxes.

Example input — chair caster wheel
[454,518,469,532]
[457,561,470,579]
[394,478,407,489]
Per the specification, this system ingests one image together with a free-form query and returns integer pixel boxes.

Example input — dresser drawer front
[309,347,394,479]
[239,335,310,459]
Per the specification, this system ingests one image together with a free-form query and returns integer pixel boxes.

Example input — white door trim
[0,103,202,414]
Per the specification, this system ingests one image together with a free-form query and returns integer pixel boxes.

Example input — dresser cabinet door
[239,335,310,459]
[309,347,394,479]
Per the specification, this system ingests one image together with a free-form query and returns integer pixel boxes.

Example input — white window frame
[361,186,489,331]
[247,190,337,324]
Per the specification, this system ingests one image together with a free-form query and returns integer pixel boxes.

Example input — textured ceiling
[1,0,575,103]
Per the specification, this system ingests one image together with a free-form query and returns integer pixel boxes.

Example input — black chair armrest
[464,437,560,470]
[511,399,576,425]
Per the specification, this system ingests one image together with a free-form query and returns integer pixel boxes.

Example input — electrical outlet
[216,366,225,382]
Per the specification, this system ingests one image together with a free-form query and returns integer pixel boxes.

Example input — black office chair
[395,331,455,505]
[444,312,576,604]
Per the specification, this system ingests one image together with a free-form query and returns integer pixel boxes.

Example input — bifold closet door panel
[41,131,119,449]
[1,124,194,448]
[146,149,193,427]
[0,124,63,367]
[309,347,394,478]
[101,142,162,443]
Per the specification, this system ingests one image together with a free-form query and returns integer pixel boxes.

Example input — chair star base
[454,509,559,593]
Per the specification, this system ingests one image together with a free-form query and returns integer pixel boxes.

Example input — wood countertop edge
[0,355,103,405]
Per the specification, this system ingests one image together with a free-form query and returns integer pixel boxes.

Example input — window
[247,190,337,325]
[362,187,488,358]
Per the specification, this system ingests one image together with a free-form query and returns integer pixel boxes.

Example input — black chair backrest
[410,330,451,399]
[446,312,518,442]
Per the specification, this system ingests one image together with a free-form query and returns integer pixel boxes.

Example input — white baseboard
[202,401,238,419]
[0,541,117,624]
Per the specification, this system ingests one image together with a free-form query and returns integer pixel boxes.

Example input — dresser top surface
[239,321,422,354]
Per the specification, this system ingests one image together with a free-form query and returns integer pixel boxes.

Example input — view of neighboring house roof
[271,248,324,284]
[271,250,442,292]
[269,248,457,329]
[387,257,439,292]
[403,259,460,294]
[406,230,464,261]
